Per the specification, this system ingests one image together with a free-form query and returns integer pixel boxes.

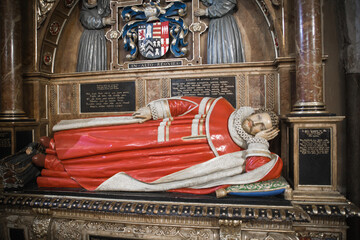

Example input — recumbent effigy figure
[32,97,282,195]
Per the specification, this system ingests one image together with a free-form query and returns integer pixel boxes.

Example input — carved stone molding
[0,193,310,223]
[266,73,276,111]
[242,231,298,240]
[0,191,357,240]
[136,78,146,108]
[161,78,171,99]
[51,218,218,240]
[295,202,360,218]
[219,223,297,240]
[237,74,246,108]
[296,231,341,240]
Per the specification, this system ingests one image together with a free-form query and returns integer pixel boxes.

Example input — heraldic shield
[138,21,170,59]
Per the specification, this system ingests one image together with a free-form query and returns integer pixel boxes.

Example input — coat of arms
[138,21,169,58]
[121,0,188,60]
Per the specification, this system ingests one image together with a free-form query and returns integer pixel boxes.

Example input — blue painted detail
[120,1,188,60]
[228,189,286,197]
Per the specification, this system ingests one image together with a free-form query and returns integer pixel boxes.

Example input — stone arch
[39,0,284,73]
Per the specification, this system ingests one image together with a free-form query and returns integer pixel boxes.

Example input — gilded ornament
[37,0,56,28]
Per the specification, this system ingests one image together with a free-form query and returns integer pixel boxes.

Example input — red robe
[37,97,282,194]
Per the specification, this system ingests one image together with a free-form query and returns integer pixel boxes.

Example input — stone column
[292,0,326,113]
[0,0,27,120]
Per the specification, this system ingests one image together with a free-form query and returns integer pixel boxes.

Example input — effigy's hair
[254,108,279,127]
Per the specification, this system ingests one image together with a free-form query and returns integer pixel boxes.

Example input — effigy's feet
[32,153,46,167]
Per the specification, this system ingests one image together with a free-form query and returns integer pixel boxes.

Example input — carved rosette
[64,0,76,8]
[43,51,53,66]
[189,21,208,35]
[106,30,121,40]
[49,21,60,35]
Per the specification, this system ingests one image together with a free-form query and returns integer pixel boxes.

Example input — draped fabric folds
[203,0,245,64]
[37,97,282,194]
[76,0,110,72]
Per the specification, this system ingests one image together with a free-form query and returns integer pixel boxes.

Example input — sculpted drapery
[200,0,245,64]
[37,97,282,194]
[76,0,111,72]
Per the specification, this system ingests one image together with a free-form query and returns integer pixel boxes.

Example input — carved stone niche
[41,0,279,73]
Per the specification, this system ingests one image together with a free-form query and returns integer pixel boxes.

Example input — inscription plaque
[298,128,331,185]
[0,131,12,159]
[81,82,136,113]
[171,77,236,107]
[128,60,182,69]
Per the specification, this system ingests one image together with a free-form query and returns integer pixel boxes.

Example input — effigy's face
[242,112,272,136]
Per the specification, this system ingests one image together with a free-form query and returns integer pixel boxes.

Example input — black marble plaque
[0,131,12,159]
[298,128,331,185]
[81,82,136,113]
[171,77,236,107]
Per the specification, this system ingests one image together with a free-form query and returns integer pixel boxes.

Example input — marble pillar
[0,0,27,120]
[292,0,326,113]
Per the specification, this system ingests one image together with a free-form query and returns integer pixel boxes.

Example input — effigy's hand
[194,8,207,17]
[255,127,279,141]
[132,106,152,122]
